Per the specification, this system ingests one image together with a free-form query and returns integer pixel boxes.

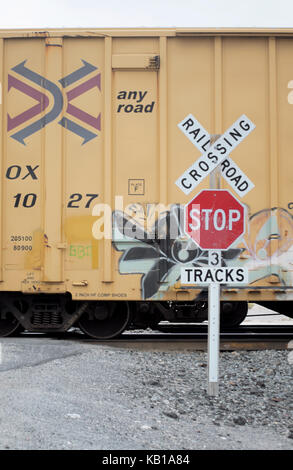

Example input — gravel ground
[119,348,293,440]
[0,333,292,450]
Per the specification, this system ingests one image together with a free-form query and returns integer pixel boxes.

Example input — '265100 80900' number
[11,235,33,252]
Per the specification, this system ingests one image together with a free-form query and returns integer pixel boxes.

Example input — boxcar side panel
[1,30,293,304]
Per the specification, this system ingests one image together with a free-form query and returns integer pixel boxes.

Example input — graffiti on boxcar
[113,205,293,299]
[112,204,242,299]
[236,207,293,286]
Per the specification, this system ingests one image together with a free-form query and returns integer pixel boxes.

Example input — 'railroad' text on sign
[176,114,255,195]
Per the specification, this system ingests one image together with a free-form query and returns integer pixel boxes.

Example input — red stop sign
[184,189,245,250]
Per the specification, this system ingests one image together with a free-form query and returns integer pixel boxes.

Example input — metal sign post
[208,281,220,396]
[208,136,221,396]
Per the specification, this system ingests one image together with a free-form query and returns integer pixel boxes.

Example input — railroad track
[19,325,293,350]
[156,323,293,337]
[84,325,293,351]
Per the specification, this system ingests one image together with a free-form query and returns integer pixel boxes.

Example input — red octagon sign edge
[184,189,246,250]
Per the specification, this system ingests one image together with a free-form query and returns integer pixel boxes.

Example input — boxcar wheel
[220,301,248,328]
[78,302,130,339]
[0,311,23,337]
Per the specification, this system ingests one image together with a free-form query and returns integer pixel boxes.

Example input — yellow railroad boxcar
[1,28,293,338]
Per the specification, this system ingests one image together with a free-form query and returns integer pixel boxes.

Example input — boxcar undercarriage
[0,293,292,339]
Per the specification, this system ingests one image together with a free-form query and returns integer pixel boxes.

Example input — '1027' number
[12,193,99,208]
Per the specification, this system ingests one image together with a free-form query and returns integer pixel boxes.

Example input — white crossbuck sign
[175,114,255,196]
